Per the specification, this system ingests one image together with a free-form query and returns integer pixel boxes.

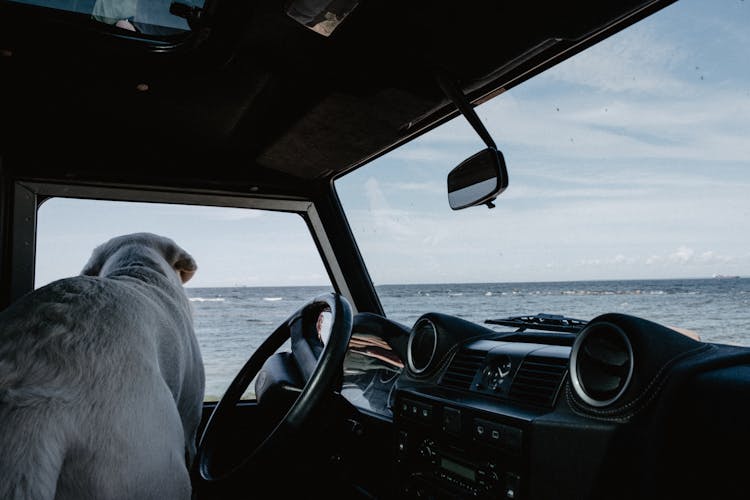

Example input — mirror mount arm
[436,73,497,150]
[440,73,508,211]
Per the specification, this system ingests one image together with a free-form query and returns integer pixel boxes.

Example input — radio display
[440,457,476,482]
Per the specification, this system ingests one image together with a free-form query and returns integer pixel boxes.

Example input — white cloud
[669,246,695,264]
[203,208,264,221]
[473,88,750,166]
[386,181,445,195]
[363,178,416,240]
[139,204,266,221]
[644,247,734,266]
[646,247,736,267]
[578,254,637,267]
[543,23,690,96]
[390,147,453,162]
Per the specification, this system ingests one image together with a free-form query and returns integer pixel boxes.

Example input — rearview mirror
[447,148,508,210]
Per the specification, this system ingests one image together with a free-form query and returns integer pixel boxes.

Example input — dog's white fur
[0,232,205,499]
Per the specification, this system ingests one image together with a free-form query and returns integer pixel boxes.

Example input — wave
[396,283,728,298]
[189,297,226,302]
[559,289,668,296]
[263,297,283,301]
[473,289,689,297]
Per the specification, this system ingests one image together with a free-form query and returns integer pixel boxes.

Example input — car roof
[0,0,675,194]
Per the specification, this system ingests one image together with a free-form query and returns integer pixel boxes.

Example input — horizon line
[186,275,745,289]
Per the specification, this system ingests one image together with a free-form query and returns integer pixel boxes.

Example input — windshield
[334,0,750,345]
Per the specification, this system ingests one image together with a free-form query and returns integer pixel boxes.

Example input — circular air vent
[407,318,438,375]
[570,321,634,407]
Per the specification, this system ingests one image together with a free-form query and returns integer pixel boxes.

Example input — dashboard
[342,310,750,500]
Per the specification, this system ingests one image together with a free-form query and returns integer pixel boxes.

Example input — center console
[394,390,528,499]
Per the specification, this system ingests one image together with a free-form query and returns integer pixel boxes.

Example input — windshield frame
[11,181,355,307]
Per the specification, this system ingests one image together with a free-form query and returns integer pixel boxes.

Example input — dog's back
[0,234,204,500]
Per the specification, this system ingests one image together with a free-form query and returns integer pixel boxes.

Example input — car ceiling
[0,0,674,193]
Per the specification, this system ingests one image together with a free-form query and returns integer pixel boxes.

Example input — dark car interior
[2,1,750,499]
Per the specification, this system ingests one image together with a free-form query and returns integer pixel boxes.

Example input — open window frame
[6,181,357,309]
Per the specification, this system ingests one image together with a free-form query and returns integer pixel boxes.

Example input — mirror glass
[447,148,508,210]
[8,0,205,36]
[316,308,333,346]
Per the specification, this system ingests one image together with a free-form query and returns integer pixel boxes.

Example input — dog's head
[81,233,197,284]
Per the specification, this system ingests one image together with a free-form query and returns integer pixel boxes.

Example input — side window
[8,0,204,36]
[35,198,333,401]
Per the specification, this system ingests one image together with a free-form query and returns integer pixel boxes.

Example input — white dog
[0,232,205,499]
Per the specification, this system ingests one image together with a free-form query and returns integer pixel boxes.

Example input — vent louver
[570,321,633,407]
[441,349,485,390]
[509,355,568,408]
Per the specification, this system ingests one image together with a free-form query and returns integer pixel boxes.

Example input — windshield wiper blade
[485,313,588,334]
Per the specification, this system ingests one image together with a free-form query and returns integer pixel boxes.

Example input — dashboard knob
[418,439,436,459]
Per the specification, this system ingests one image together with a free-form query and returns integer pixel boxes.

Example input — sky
[35,0,750,288]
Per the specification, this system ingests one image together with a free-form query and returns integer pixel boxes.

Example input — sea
[187,278,750,400]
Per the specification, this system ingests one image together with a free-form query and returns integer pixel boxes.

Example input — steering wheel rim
[195,292,353,482]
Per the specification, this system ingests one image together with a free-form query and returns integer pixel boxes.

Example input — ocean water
[187,278,750,400]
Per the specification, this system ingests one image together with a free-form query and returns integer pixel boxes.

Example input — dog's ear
[81,260,102,276]
[162,236,197,284]
[81,243,108,276]
[174,254,197,284]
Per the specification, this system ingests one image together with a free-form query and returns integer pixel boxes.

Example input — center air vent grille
[509,355,568,408]
[441,349,485,390]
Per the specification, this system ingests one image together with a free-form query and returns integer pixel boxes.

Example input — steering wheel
[194,292,353,485]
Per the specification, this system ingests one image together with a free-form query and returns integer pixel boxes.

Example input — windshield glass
[335,0,750,345]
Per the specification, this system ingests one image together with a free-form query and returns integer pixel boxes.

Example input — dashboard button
[442,407,462,434]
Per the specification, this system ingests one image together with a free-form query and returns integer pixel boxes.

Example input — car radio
[402,437,520,498]
[394,392,525,499]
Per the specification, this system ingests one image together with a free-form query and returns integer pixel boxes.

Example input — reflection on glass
[9,0,205,35]
[92,0,198,34]
[316,309,332,345]
[448,177,497,209]
[342,333,403,416]
[285,0,360,37]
